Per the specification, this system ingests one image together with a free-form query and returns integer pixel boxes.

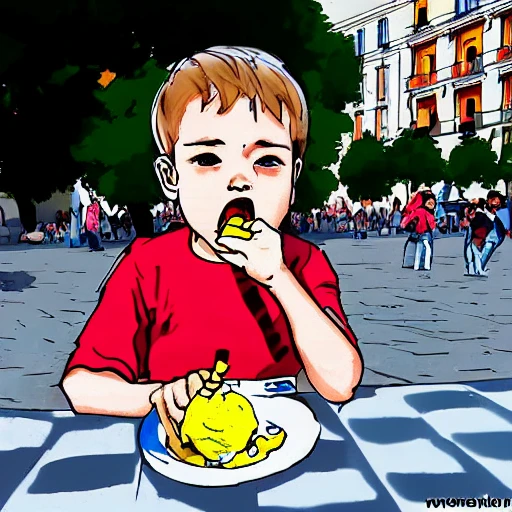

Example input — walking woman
[401,190,446,271]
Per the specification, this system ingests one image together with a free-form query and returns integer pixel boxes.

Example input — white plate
[139,394,320,487]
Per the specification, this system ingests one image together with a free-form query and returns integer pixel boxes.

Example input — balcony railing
[408,72,438,90]
[498,46,512,62]
[457,113,483,135]
[451,55,484,78]
[502,109,512,123]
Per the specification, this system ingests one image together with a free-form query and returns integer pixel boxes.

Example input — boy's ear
[290,159,303,205]
[154,155,179,201]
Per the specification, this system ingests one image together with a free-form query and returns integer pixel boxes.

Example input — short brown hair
[153,46,308,160]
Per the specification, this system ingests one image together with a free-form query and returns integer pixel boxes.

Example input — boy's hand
[159,370,210,424]
[215,219,286,286]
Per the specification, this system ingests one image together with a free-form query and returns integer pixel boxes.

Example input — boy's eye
[254,155,285,168]
[188,153,222,166]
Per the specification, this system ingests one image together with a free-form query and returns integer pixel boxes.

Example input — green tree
[495,143,512,197]
[446,137,499,189]
[386,129,446,193]
[0,0,361,229]
[338,132,393,202]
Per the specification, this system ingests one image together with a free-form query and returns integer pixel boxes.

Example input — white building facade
[330,0,512,202]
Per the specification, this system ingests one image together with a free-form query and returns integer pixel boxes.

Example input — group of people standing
[400,187,510,275]
[70,179,136,251]
[291,199,353,234]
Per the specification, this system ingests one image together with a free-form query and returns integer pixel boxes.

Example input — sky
[317,0,388,24]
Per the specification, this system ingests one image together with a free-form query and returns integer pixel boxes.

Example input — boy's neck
[190,231,225,264]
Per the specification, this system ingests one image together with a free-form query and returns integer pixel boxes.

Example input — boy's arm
[268,262,362,404]
[62,368,161,417]
[216,224,362,403]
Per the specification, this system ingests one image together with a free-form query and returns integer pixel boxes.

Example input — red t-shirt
[64,226,357,383]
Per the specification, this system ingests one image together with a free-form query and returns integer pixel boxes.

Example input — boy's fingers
[198,369,211,381]
[162,385,185,424]
[171,379,189,409]
[187,373,203,399]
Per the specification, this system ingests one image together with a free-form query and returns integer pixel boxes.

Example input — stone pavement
[303,232,512,387]
[0,234,511,410]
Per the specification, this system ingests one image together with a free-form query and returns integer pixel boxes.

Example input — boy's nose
[228,174,253,192]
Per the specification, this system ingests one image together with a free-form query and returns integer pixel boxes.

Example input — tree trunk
[126,202,154,238]
[12,192,37,233]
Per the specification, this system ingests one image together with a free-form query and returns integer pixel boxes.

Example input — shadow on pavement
[0,271,36,291]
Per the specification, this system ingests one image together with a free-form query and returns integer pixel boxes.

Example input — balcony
[408,72,438,90]
[498,46,512,62]
[451,55,484,78]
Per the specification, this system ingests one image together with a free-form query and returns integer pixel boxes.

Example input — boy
[61,46,362,421]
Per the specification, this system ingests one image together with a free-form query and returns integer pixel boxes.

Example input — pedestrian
[479,191,509,273]
[377,207,388,236]
[401,190,446,271]
[388,198,402,236]
[464,199,492,277]
[85,195,105,252]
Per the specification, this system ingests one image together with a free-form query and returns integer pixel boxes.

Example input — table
[1,381,511,512]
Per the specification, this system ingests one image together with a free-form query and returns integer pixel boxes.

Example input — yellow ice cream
[160,356,287,468]
[181,388,258,462]
[220,216,254,240]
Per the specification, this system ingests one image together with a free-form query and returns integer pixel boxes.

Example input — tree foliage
[0,0,362,221]
[338,132,394,202]
[446,137,499,189]
[386,129,446,191]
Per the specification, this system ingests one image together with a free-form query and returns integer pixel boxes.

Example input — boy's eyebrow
[243,139,291,158]
[253,139,291,151]
[182,138,225,147]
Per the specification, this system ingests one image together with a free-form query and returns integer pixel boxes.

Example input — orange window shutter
[415,0,427,25]
[354,115,363,140]
[376,109,382,139]
[505,77,512,109]
[505,16,512,46]
[417,105,430,128]
[378,68,385,100]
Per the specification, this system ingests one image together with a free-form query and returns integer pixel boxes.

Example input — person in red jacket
[401,190,447,271]
[60,46,362,421]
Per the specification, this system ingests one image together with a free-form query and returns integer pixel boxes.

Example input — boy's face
[173,96,295,251]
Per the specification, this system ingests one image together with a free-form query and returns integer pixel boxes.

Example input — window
[377,66,387,102]
[452,24,484,77]
[415,0,428,29]
[456,0,479,16]
[378,18,390,48]
[410,40,437,88]
[354,113,363,141]
[356,29,365,56]
[456,84,482,134]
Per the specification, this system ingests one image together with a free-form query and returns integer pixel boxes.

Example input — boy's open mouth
[217,198,255,231]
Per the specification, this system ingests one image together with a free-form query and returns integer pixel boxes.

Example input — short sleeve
[63,239,151,382]
[300,246,358,346]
